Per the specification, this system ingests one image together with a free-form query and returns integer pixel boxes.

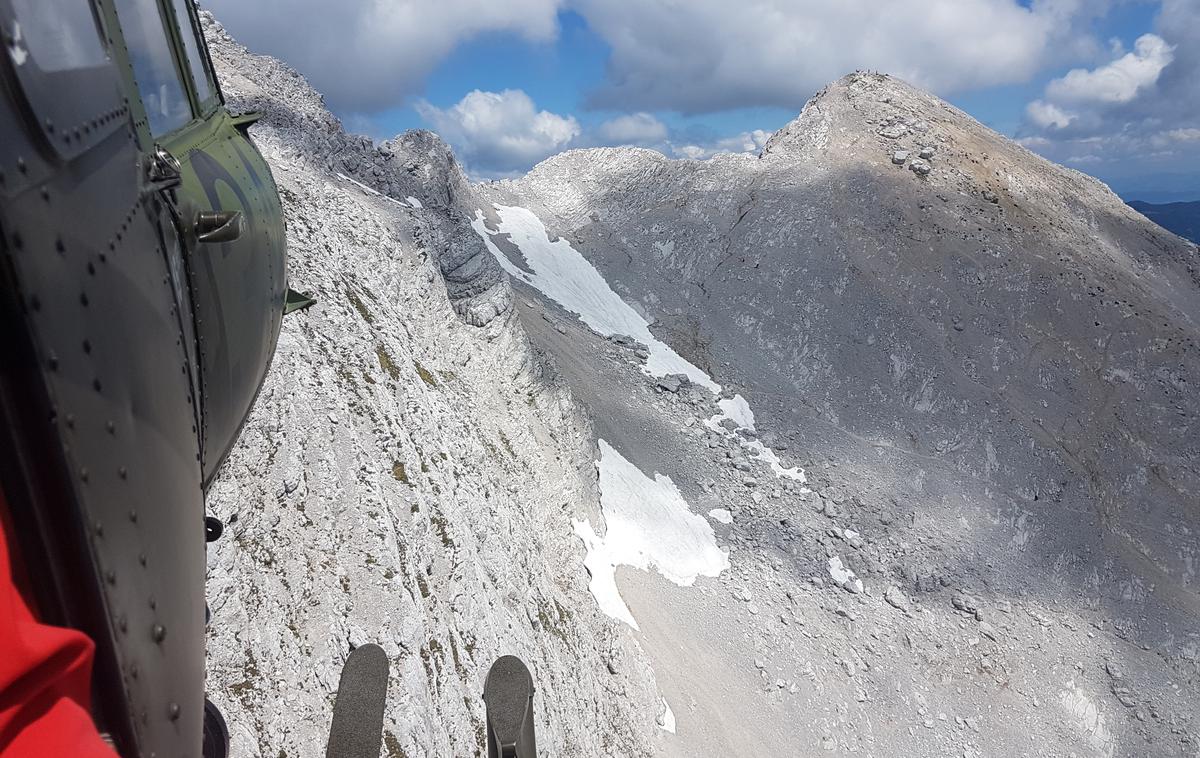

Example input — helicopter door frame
[160,0,221,119]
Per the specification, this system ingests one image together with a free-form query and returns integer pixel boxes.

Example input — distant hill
[1128,199,1200,244]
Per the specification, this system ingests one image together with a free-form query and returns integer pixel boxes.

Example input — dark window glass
[169,0,213,104]
[11,0,107,72]
[114,0,191,135]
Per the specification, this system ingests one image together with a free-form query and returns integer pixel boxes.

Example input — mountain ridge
[198,12,1200,756]
[485,67,1200,757]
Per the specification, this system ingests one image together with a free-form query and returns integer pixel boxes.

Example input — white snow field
[473,205,718,391]
[705,393,805,482]
[573,440,728,629]
[828,555,864,594]
[473,203,804,483]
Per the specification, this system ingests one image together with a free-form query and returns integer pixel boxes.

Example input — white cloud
[596,113,668,144]
[671,130,772,160]
[1016,135,1053,149]
[416,89,580,175]
[1166,128,1200,143]
[1017,2,1200,190]
[572,0,1104,113]
[206,0,1109,116]
[419,89,774,173]
[1045,33,1174,104]
[203,0,562,112]
[1026,100,1075,130]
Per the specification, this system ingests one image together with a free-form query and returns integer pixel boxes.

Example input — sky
[203,0,1199,201]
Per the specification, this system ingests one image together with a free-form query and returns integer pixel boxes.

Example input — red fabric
[0,491,118,758]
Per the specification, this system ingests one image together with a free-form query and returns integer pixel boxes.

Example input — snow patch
[472,205,717,391]
[704,395,805,482]
[658,698,676,733]
[715,395,756,430]
[475,204,803,482]
[573,440,728,629]
[335,173,410,209]
[828,556,863,593]
[708,508,733,524]
[406,195,423,208]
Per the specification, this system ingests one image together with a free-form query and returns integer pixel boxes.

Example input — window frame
[107,0,220,145]
[160,0,221,119]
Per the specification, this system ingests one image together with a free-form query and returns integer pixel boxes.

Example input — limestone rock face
[199,13,658,758]
[480,71,1200,757]
[196,15,1200,753]
[496,73,1200,606]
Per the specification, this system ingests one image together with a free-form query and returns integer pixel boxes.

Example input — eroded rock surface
[201,14,658,758]
[482,72,1200,757]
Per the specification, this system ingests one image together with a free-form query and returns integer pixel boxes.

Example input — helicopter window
[9,0,107,72]
[168,0,214,106]
[113,0,192,135]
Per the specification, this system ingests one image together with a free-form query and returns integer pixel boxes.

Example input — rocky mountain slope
[199,13,661,758]
[199,11,1200,756]
[480,73,1200,757]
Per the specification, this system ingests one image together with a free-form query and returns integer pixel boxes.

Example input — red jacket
[0,490,118,757]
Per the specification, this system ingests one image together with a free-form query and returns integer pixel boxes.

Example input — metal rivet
[87,261,95,275]
[148,596,156,610]
[105,569,115,585]
[55,238,65,254]
[138,553,147,567]
[106,421,115,434]
[80,292,89,307]
[99,252,107,263]
[47,354,58,371]
[118,466,128,479]
[80,467,89,482]
[94,521,103,537]
[40,188,50,202]
[128,510,137,523]
[118,615,127,632]
[130,663,139,679]
[64,413,75,429]
[44,118,54,133]
[92,378,102,392]
[83,340,91,354]
[152,624,165,643]
[167,703,180,721]
[16,157,26,174]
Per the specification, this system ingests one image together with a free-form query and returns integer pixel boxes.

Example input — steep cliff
[199,13,660,757]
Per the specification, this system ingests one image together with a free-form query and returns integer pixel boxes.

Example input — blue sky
[207,0,1198,200]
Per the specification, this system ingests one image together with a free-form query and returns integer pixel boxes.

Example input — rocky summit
[201,14,1199,758]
